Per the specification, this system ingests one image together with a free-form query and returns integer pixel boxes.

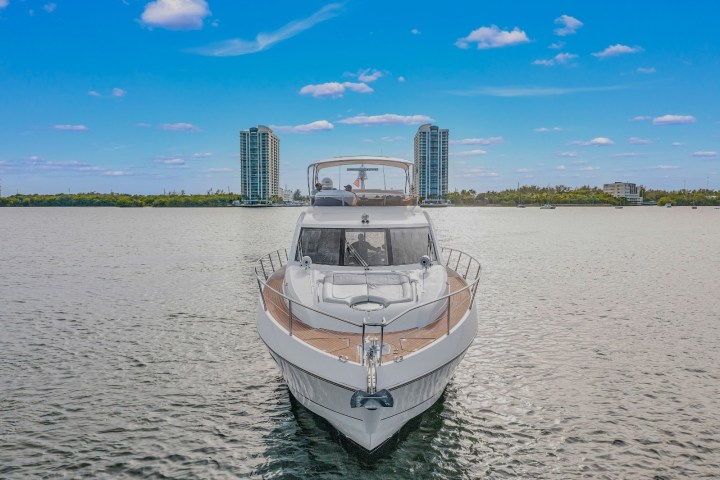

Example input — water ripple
[1,207,718,478]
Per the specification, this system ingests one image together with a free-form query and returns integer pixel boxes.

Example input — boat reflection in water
[254,156,480,451]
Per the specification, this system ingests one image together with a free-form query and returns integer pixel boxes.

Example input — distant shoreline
[1,189,718,208]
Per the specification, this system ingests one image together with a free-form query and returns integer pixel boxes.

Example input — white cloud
[357,68,383,83]
[135,122,153,128]
[156,158,185,165]
[450,137,503,145]
[141,0,210,30]
[270,120,334,133]
[692,151,718,157]
[452,149,488,157]
[533,52,578,66]
[558,152,578,158]
[614,152,648,158]
[554,15,583,36]
[0,0,9,9]
[532,59,554,66]
[455,85,627,97]
[52,124,89,131]
[189,3,342,56]
[111,88,126,97]
[671,141,685,147]
[381,136,405,142]
[460,168,499,177]
[299,81,373,98]
[571,137,614,146]
[556,164,566,170]
[338,114,433,126]
[578,166,600,171]
[652,114,696,125]
[650,165,680,169]
[631,115,651,121]
[88,90,101,97]
[549,41,565,50]
[515,168,534,173]
[43,3,56,13]
[411,28,421,35]
[455,25,530,50]
[105,170,133,176]
[637,67,656,74]
[592,44,644,58]
[628,137,652,144]
[192,152,213,158]
[159,122,200,131]
[207,168,232,172]
[534,127,562,132]
[397,76,406,83]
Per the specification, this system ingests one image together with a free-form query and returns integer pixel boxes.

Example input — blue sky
[1,0,718,195]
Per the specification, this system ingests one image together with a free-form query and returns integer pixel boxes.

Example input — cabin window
[389,227,436,265]
[296,227,436,266]
[297,228,341,265]
[343,229,387,267]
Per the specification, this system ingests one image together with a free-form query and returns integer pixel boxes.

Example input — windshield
[296,227,436,266]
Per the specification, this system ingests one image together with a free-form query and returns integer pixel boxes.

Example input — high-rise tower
[414,124,449,203]
[239,125,280,203]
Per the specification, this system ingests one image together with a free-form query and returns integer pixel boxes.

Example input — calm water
[1,206,718,478]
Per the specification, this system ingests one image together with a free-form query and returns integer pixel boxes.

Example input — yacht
[420,198,451,208]
[254,156,480,451]
[540,203,556,209]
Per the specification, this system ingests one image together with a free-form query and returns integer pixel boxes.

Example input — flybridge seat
[314,190,357,206]
[313,191,417,207]
[321,273,413,307]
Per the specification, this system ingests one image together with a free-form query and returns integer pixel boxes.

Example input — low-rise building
[603,182,643,205]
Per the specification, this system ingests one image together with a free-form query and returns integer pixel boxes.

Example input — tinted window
[297,228,341,265]
[389,227,436,265]
[296,227,436,266]
[344,229,388,267]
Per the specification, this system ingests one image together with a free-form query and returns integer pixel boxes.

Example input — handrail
[253,246,482,370]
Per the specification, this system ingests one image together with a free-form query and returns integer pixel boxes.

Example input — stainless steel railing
[253,246,481,367]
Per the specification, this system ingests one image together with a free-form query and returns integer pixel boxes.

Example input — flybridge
[308,156,418,207]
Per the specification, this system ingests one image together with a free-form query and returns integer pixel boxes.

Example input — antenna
[347,165,379,190]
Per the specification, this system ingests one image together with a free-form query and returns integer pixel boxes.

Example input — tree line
[0,192,240,207]
[445,185,720,207]
[1,186,718,207]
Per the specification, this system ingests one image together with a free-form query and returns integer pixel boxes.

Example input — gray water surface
[1,207,718,478]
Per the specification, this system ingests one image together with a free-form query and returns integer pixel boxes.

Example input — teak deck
[261,267,472,363]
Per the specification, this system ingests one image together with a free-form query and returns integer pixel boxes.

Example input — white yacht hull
[256,301,477,451]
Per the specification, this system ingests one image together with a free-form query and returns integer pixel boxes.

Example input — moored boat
[254,156,480,451]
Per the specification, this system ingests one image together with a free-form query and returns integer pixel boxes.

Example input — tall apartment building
[239,125,280,203]
[603,181,643,205]
[414,124,449,202]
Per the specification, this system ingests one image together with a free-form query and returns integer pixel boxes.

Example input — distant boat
[420,200,451,208]
[540,203,556,209]
[232,199,273,207]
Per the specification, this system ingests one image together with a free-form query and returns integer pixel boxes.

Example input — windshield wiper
[346,242,369,270]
